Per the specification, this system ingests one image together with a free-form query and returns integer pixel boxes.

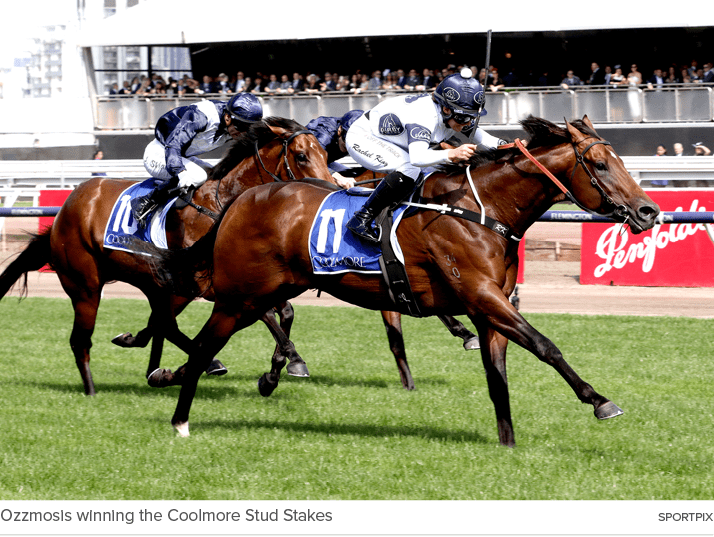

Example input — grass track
[0,298,711,500]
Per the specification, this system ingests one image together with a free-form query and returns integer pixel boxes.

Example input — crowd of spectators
[108,58,714,97]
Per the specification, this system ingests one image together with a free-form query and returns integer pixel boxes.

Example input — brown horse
[0,117,335,395]
[149,115,660,446]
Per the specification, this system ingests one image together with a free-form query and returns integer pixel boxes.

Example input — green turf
[0,298,711,500]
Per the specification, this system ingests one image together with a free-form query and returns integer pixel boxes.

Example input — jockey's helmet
[339,109,364,137]
[433,68,487,123]
[226,93,263,124]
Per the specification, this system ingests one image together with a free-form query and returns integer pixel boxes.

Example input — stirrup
[131,196,156,228]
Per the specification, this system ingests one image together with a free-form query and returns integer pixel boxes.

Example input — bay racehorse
[0,117,336,395]
[149,115,659,446]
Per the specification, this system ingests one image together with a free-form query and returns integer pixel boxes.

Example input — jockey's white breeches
[143,139,210,188]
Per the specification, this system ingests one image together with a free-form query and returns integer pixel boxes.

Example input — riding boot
[346,171,415,243]
[131,177,179,228]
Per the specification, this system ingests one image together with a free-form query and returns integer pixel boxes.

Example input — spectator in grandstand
[416,68,437,90]
[673,142,684,157]
[560,69,583,88]
[368,70,383,91]
[687,60,699,80]
[304,73,321,93]
[651,145,668,186]
[351,73,369,93]
[288,72,304,93]
[134,77,153,95]
[233,71,246,92]
[403,69,422,91]
[586,62,606,85]
[130,76,141,93]
[487,69,505,92]
[109,83,120,95]
[241,76,254,93]
[91,150,107,177]
[335,75,350,91]
[503,67,522,88]
[151,80,167,95]
[277,74,292,93]
[131,93,263,228]
[320,72,337,92]
[603,65,613,86]
[381,71,399,90]
[693,142,711,156]
[664,65,680,84]
[609,65,625,86]
[117,80,131,94]
[627,64,642,86]
[702,63,714,84]
[199,75,216,94]
[216,73,232,94]
[647,68,665,90]
[680,68,692,84]
[305,109,364,189]
[251,76,267,94]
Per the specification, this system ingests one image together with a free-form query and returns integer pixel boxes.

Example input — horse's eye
[595,162,607,171]
[296,153,308,163]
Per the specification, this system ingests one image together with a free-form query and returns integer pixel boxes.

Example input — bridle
[254,129,312,183]
[509,137,629,223]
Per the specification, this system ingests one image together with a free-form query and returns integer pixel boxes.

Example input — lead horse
[0,117,336,395]
[150,116,659,446]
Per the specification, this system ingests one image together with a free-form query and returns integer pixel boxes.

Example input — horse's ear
[267,125,288,139]
[581,114,598,134]
[565,118,586,143]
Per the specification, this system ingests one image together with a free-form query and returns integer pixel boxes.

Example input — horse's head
[564,115,659,234]
[263,121,335,184]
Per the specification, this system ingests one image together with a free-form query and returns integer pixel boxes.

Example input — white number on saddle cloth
[316,208,346,254]
[113,194,138,234]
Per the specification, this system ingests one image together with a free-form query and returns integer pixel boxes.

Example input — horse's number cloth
[308,188,410,274]
[103,179,177,253]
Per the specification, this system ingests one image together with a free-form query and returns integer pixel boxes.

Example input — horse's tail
[0,227,52,300]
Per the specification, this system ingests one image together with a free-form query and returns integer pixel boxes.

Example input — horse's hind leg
[265,301,309,378]
[438,314,480,350]
[258,305,307,397]
[380,311,415,390]
[65,289,102,396]
[473,324,514,447]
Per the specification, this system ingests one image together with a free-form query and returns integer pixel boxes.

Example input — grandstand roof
[74,0,714,47]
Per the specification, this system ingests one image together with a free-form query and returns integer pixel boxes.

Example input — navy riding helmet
[433,68,487,123]
[339,109,364,138]
[226,93,263,124]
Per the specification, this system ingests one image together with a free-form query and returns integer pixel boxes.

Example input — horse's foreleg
[472,323,514,447]
[111,326,154,348]
[380,311,414,390]
[262,302,308,378]
[437,314,480,350]
[470,288,621,424]
[258,305,307,396]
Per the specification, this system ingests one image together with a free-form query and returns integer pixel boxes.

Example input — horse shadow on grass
[187,417,491,445]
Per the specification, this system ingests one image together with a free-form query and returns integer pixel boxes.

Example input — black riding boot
[346,171,415,243]
[131,177,178,228]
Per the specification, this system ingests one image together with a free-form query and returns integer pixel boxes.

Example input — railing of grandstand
[93,84,714,130]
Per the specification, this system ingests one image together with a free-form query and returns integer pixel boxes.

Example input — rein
[506,137,628,222]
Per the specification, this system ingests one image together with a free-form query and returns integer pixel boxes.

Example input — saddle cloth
[308,187,410,275]
[103,178,178,253]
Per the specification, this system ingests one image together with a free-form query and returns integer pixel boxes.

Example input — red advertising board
[581,190,714,287]
[38,189,72,232]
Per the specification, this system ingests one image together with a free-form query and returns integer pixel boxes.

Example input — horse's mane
[440,115,599,174]
[208,116,307,180]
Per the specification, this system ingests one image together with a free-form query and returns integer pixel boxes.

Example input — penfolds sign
[581,191,714,287]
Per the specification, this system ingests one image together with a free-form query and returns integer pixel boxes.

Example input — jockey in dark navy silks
[130,93,263,227]
[344,68,507,243]
[306,109,364,189]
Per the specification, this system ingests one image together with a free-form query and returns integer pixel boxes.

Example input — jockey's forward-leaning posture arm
[131,93,263,227]
[345,68,506,243]
[306,109,365,189]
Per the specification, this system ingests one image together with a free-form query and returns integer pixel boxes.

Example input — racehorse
[149,115,659,446]
[0,117,336,396]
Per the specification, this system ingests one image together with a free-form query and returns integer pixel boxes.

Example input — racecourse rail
[1,207,713,224]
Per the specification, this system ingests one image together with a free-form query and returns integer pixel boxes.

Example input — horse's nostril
[638,204,659,219]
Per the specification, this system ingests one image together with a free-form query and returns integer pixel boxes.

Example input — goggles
[451,112,475,125]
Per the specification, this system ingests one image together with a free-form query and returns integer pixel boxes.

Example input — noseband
[254,129,312,183]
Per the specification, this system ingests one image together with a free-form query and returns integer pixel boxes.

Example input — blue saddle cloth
[308,188,410,274]
[103,178,177,253]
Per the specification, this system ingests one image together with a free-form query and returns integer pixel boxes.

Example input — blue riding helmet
[433,69,487,121]
[226,93,263,124]
[339,109,364,135]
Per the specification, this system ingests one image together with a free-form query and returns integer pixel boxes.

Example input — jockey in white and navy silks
[306,109,364,189]
[345,68,506,243]
[131,93,263,227]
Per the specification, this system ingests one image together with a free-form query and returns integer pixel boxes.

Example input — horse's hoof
[258,373,279,397]
[594,401,624,420]
[286,361,310,377]
[463,336,480,350]
[174,421,190,437]
[111,332,135,348]
[147,368,172,388]
[205,359,228,376]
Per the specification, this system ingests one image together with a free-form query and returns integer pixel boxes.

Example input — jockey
[306,109,364,189]
[131,93,263,227]
[345,68,506,243]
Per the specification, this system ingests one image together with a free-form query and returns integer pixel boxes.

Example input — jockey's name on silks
[103,179,176,253]
[308,188,409,275]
